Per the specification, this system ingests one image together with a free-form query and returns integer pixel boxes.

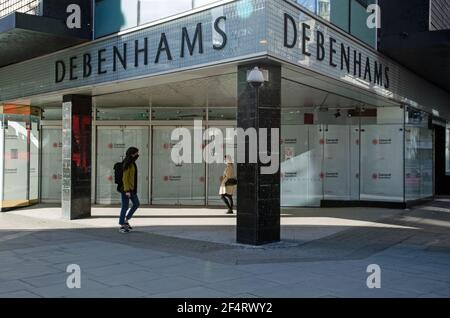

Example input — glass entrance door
[152,126,205,205]
[206,126,237,206]
[323,124,360,201]
[281,124,324,207]
[96,126,149,204]
[3,118,29,206]
[41,126,62,203]
[360,124,404,202]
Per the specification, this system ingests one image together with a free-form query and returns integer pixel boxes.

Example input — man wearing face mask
[119,147,140,233]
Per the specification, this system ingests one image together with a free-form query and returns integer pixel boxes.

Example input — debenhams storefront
[1,0,449,214]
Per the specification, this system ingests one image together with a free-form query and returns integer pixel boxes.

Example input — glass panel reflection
[29,117,40,201]
[3,115,29,207]
[41,127,62,202]
[96,126,149,204]
[152,126,205,205]
[405,108,434,201]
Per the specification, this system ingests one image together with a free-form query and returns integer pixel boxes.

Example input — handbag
[225,178,238,186]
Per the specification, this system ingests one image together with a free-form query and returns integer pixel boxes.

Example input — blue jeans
[119,192,140,226]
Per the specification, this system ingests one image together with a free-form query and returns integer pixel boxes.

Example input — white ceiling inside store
[20,61,399,111]
[94,73,237,108]
[282,65,400,109]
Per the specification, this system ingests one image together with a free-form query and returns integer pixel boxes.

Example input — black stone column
[62,95,92,220]
[236,63,281,245]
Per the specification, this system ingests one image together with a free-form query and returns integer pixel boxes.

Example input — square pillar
[62,95,92,220]
[236,63,281,245]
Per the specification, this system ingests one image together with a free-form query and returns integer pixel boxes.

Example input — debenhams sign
[54,16,227,83]
[54,10,390,90]
[283,13,390,89]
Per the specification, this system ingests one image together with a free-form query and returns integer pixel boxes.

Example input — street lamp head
[247,67,265,88]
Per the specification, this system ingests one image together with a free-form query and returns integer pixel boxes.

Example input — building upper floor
[1,1,447,70]
[290,0,377,48]
[1,0,449,112]
[1,0,449,117]
[94,0,379,49]
[378,0,450,92]
[429,0,450,31]
[94,0,224,38]
[0,0,42,18]
[0,0,92,67]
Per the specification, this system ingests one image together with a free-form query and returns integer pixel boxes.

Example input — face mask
[134,154,140,161]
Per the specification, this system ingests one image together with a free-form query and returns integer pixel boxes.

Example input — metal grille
[0,0,42,19]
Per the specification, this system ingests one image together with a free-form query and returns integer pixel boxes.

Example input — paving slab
[0,202,448,298]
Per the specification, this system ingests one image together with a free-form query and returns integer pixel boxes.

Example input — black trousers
[221,194,234,210]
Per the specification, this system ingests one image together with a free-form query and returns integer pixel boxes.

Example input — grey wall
[378,0,430,35]
[430,0,450,31]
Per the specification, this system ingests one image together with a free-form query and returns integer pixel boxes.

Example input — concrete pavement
[0,200,449,298]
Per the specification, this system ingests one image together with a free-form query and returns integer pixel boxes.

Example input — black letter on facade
[55,60,66,83]
[340,44,350,72]
[316,30,325,61]
[135,38,148,67]
[384,67,390,89]
[364,56,372,82]
[69,56,78,81]
[302,23,311,56]
[114,43,128,72]
[329,37,337,67]
[284,13,297,48]
[213,16,227,50]
[98,49,107,75]
[83,53,92,78]
[181,23,204,58]
[155,33,173,63]
[354,50,362,78]
[374,61,383,86]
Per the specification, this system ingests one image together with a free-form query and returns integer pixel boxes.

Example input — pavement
[0,199,450,298]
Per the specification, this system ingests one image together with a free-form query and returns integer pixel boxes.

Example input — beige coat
[219,163,235,195]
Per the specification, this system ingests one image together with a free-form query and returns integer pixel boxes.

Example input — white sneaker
[119,226,130,233]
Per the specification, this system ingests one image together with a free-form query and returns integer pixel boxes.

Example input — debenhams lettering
[284,13,390,89]
[54,12,390,89]
[54,16,227,83]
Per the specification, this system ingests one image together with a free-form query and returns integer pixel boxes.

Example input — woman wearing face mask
[219,155,236,214]
[119,147,140,233]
